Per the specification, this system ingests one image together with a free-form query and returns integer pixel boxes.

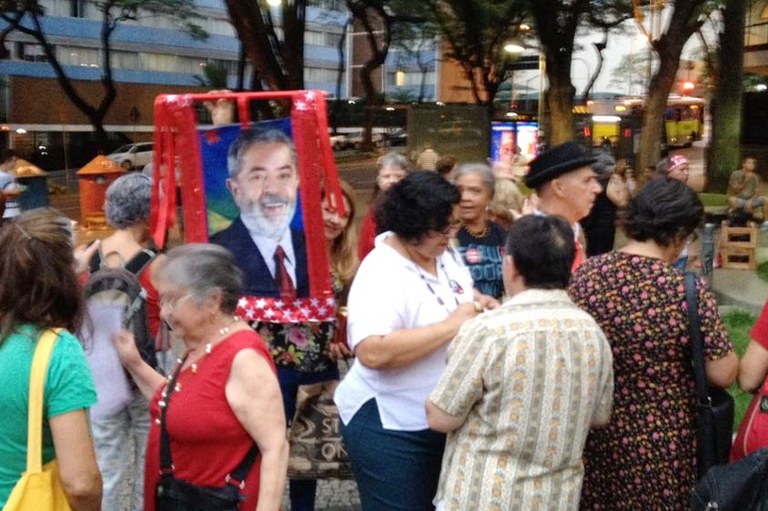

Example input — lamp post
[503,42,524,112]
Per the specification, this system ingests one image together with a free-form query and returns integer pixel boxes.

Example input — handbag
[154,356,259,511]
[731,373,768,461]
[691,447,768,511]
[684,272,735,479]
[3,329,72,511]
[287,379,353,480]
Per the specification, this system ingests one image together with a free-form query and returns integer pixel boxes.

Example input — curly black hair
[374,171,460,242]
[619,177,703,247]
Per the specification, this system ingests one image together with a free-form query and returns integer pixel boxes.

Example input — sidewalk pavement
[710,233,768,314]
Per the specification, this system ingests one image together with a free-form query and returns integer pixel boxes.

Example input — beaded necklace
[412,259,462,313]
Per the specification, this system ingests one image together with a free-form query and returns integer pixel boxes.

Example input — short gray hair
[105,173,151,228]
[377,151,410,172]
[157,244,243,314]
[452,162,495,198]
[227,128,296,179]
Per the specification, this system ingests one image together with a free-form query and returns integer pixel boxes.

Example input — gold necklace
[463,223,489,238]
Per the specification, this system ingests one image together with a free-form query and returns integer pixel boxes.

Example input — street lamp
[503,42,525,55]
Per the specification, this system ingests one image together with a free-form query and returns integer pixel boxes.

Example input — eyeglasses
[159,293,193,312]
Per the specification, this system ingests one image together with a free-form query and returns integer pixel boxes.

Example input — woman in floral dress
[257,180,358,511]
[569,178,738,511]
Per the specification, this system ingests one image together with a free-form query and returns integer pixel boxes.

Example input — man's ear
[226,177,238,198]
[550,177,567,198]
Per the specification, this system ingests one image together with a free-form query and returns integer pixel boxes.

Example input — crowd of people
[1,131,768,511]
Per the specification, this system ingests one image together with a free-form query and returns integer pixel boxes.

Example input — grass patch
[698,193,728,208]
[758,261,768,284]
[723,308,759,431]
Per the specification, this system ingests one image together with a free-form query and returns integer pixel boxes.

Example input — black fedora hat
[525,142,596,189]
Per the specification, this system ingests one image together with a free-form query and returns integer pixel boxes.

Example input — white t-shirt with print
[334,231,474,431]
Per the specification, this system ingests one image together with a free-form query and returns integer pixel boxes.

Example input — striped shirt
[431,289,613,511]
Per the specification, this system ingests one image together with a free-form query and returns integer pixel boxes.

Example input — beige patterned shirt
[430,289,613,511]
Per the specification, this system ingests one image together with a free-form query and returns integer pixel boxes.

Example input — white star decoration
[236,296,337,323]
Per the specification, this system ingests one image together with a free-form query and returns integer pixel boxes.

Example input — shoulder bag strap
[684,272,709,404]
[26,328,62,473]
[158,357,186,475]
[125,248,156,276]
[227,445,260,488]
[159,355,260,486]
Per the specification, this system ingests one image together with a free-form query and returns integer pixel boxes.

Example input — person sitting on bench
[728,156,768,228]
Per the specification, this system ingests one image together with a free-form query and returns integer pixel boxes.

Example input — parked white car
[348,131,386,149]
[329,133,350,150]
[107,142,154,170]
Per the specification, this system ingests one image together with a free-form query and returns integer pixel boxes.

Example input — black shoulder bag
[684,271,734,479]
[155,358,259,511]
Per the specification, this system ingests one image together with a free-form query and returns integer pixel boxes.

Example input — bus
[586,95,705,149]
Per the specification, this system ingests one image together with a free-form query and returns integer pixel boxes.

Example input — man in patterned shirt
[426,215,614,511]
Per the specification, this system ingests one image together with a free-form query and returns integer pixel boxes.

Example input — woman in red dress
[357,152,410,260]
[113,243,287,511]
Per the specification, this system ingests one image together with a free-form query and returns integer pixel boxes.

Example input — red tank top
[143,330,275,511]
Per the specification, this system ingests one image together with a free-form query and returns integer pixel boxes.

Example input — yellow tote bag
[3,329,72,511]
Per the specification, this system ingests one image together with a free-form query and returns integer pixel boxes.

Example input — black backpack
[84,248,158,370]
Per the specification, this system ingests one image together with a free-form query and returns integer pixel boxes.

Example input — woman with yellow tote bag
[0,210,101,511]
[4,330,72,510]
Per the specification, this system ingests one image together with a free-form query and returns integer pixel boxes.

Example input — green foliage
[697,193,728,207]
[95,0,207,40]
[194,61,229,89]
[416,0,530,104]
[607,52,651,95]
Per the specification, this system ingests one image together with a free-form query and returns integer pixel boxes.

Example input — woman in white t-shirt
[335,171,495,510]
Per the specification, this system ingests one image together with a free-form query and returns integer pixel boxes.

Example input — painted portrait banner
[150,91,344,324]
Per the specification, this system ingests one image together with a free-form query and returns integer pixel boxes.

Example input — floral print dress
[255,273,343,374]
[568,252,733,511]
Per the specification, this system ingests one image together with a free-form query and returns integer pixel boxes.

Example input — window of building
[58,46,99,67]
[139,52,177,73]
[70,0,86,17]
[308,0,347,12]
[16,42,50,63]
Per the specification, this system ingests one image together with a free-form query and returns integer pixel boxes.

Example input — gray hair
[227,128,296,179]
[377,151,410,173]
[452,162,495,198]
[157,243,243,314]
[104,173,152,228]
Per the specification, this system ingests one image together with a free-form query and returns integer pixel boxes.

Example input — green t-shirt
[0,325,97,507]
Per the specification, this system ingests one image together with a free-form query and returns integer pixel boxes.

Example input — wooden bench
[719,221,758,270]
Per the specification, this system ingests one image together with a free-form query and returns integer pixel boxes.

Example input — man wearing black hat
[524,141,602,270]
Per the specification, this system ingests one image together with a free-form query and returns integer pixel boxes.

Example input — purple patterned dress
[568,252,733,511]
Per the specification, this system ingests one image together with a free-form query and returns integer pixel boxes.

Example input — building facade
[0,0,356,168]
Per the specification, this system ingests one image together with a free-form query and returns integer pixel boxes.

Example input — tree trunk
[529,0,586,148]
[636,0,705,176]
[707,0,746,192]
[545,47,576,145]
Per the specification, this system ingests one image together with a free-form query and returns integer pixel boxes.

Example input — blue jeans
[90,390,150,511]
[278,366,339,511]
[340,398,446,511]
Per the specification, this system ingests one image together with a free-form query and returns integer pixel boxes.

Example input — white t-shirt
[334,231,474,431]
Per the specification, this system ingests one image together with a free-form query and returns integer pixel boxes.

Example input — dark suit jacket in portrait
[210,216,310,298]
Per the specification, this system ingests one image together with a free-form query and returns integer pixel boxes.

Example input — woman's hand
[73,239,100,275]
[329,341,353,361]
[445,302,482,333]
[112,328,142,370]
[473,291,500,311]
[204,89,235,125]
[112,328,166,399]
[328,310,354,360]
